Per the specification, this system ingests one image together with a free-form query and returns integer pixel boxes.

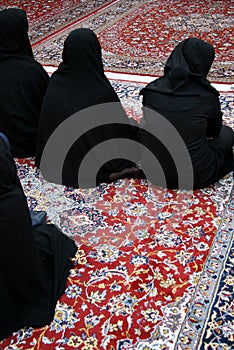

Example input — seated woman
[0,133,77,341]
[36,28,140,188]
[140,37,233,189]
[0,8,49,157]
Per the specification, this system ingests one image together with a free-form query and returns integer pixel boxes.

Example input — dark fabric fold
[0,8,49,157]
[0,135,77,341]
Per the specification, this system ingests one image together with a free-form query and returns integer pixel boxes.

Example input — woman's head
[183,38,215,76]
[165,37,215,78]
[140,37,218,110]
[0,8,33,57]
[61,28,104,76]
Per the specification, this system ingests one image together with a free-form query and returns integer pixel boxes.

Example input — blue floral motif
[50,303,79,333]
[130,255,149,265]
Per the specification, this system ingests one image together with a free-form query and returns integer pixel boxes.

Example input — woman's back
[140,38,233,189]
[0,8,49,157]
[0,134,77,341]
[36,28,137,188]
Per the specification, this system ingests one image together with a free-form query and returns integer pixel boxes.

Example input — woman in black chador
[0,133,77,341]
[0,8,49,157]
[140,38,233,189]
[36,28,139,188]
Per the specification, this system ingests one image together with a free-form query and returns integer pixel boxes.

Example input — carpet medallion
[30,0,234,82]
[0,81,233,349]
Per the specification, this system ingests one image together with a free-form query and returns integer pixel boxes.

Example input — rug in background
[32,0,234,82]
[0,0,114,42]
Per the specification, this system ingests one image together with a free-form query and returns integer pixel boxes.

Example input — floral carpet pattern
[202,241,234,349]
[0,0,114,43]
[0,0,84,24]
[0,82,233,349]
[27,0,234,82]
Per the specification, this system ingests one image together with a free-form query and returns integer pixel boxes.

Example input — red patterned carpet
[0,1,233,349]
[98,0,234,81]
[0,152,233,350]
[0,0,83,23]
[26,0,234,82]
[0,0,115,43]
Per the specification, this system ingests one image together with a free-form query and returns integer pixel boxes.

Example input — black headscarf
[0,8,33,59]
[36,28,135,187]
[0,134,77,341]
[140,38,219,111]
[0,8,49,157]
[38,28,121,122]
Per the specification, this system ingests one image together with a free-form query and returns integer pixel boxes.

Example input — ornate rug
[0,81,233,349]
[0,0,115,42]
[29,0,234,82]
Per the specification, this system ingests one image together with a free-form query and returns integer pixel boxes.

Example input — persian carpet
[0,0,116,42]
[29,0,234,82]
[0,81,233,350]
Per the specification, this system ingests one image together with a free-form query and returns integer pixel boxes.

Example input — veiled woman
[140,38,233,189]
[0,8,49,157]
[36,28,139,188]
[0,133,77,341]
